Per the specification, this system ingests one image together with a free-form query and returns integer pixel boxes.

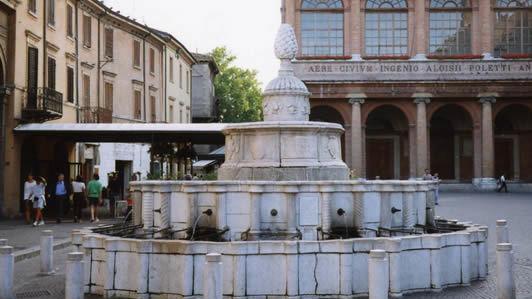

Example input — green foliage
[210,47,263,123]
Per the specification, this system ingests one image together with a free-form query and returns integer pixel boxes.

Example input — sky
[104,0,281,86]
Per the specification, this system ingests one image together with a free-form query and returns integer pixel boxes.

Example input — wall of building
[192,63,216,121]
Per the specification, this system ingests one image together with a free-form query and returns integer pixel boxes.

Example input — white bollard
[0,239,7,246]
[71,232,84,252]
[40,230,55,275]
[496,220,510,244]
[203,253,223,299]
[369,249,389,299]
[0,246,15,299]
[496,243,516,299]
[65,252,85,299]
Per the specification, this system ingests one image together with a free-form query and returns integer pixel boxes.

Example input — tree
[210,47,263,123]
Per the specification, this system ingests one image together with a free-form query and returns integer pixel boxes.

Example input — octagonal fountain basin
[77,219,487,298]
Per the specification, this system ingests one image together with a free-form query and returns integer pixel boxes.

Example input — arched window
[429,0,472,56]
[365,0,408,56]
[494,0,532,56]
[301,0,344,56]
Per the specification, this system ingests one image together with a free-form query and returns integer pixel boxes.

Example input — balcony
[79,106,113,123]
[22,87,63,123]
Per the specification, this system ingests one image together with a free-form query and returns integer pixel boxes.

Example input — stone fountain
[76,25,488,298]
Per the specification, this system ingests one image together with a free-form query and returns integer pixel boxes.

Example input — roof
[150,29,197,64]
[193,53,220,74]
[14,123,226,145]
[193,160,218,168]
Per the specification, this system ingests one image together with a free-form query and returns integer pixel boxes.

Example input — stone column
[496,220,510,244]
[413,94,431,177]
[349,95,365,178]
[40,230,55,275]
[412,0,427,60]
[204,253,223,299]
[475,94,498,190]
[65,252,85,299]
[368,250,389,299]
[496,243,516,299]
[0,246,14,299]
[321,192,332,235]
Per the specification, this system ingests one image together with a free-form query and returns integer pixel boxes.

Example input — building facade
[0,0,195,217]
[282,0,532,189]
[192,53,219,124]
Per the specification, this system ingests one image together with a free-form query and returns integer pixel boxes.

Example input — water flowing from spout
[190,214,205,241]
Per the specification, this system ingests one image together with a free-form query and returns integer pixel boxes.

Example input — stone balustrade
[130,180,438,240]
[78,223,487,298]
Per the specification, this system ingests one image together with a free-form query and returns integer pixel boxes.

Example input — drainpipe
[142,31,150,123]
[42,0,47,90]
[163,43,167,123]
[75,1,79,120]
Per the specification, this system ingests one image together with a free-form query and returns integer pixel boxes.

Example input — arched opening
[310,105,346,162]
[365,105,409,179]
[495,104,532,181]
[430,105,473,181]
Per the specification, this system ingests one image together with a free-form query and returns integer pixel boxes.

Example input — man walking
[497,174,508,193]
[54,173,71,223]
[87,174,103,223]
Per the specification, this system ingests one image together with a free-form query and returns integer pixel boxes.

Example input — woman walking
[72,175,86,223]
[29,176,47,227]
[23,173,37,224]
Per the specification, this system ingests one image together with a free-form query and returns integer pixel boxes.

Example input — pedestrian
[72,175,86,223]
[53,173,72,223]
[497,174,508,193]
[107,173,120,218]
[29,176,47,227]
[423,169,433,181]
[87,173,103,223]
[23,173,37,224]
[433,173,440,205]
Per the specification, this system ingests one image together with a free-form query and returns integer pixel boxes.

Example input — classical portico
[298,59,532,189]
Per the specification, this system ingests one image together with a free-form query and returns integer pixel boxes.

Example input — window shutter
[27,47,39,108]
[83,75,90,107]
[67,67,74,103]
[105,83,113,110]
[134,90,142,119]
[150,96,156,122]
[47,57,56,90]
[48,0,55,25]
[133,41,141,67]
[150,48,155,73]
[67,5,73,37]
[105,28,113,58]
[84,15,92,47]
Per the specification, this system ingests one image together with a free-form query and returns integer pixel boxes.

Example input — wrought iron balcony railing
[79,106,113,123]
[22,87,63,122]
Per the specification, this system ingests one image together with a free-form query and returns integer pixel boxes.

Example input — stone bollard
[40,230,55,275]
[203,253,223,299]
[65,252,85,299]
[369,250,389,299]
[496,220,510,244]
[0,246,15,299]
[496,243,516,299]
[71,232,84,252]
[0,239,7,246]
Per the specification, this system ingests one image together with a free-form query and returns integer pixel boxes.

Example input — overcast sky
[104,0,281,86]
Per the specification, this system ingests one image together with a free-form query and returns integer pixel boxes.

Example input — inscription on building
[294,60,532,82]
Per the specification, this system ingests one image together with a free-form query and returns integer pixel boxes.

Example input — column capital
[348,93,366,105]
[412,93,432,104]
[478,92,498,104]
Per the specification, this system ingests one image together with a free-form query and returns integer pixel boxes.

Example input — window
[169,57,174,82]
[67,67,74,103]
[28,0,37,14]
[27,47,39,108]
[47,0,55,26]
[47,57,56,90]
[83,15,92,48]
[429,0,472,56]
[179,108,183,123]
[169,104,174,123]
[186,70,190,93]
[179,64,183,88]
[134,90,142,119]
[105,28,114,58]
[150,96,156,122]
[494,0,532,56]
[104,82,113,110]
[365,0,408,56]
[149,48,155,74]
[83,74,90,107]
[66,4,74,38]
[301,0,344,56]
[133,40,141,67]
[186,109,190,123]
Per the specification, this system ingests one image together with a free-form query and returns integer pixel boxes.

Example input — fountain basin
[130,180,438,241]
[79,222,487,298]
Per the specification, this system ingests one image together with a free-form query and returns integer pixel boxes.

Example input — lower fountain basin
[77,221,487,298]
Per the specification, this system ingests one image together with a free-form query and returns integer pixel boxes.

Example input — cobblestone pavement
[9,192,532,299]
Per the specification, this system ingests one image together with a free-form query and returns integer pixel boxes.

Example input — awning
[14,123,227,144]
[193,160,218,168]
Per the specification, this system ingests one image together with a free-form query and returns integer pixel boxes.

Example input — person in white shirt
[72,175,86,223]
[23,173,37,224]
[29,176,47,226]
